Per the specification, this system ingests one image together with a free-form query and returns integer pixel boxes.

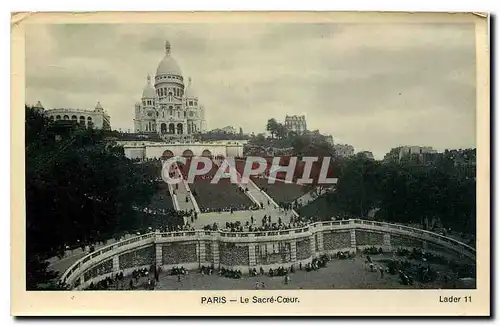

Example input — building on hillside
[383,146,439,164]
[133,40,207,139]
[284,115,307,134]
[32,101,45,113]
[333,144,355,158]
[43,101,111,130]
[359,151,375,160]
[211,126,237,134]
[398,146,437,161]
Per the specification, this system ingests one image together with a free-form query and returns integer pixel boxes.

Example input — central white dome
[156,40,183,77]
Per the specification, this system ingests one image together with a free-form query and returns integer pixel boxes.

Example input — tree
[299,149,476,234]
[276,123,288,140]
[25,107,159,288]
[266,118,279,139]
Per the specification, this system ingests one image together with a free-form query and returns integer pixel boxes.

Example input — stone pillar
[155,243,163,266]
[212,239,220,267]
[248,235,256,268]
[198,241,206,266]
[317,232,324,252]
[290,241,297,264]
[248,244,256,273]
[350,229,357,251]
[310,235,316,257]
[113,255,120,272]
[383,233,391,251]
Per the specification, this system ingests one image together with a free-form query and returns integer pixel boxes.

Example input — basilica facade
[134,40,207,138]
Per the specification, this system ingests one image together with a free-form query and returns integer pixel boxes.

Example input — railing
[60,219,476,288]
[60,233,156,286]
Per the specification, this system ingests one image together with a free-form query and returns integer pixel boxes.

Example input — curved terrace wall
[60,219,476,290]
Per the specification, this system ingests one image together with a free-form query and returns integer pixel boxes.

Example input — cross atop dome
[156,40,182,77]
[165,40,171,54]
[188,76,192,86]
[147,74,151,84]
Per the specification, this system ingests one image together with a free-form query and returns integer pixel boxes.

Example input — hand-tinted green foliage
[25,106,158,288]
[300,152,476,234]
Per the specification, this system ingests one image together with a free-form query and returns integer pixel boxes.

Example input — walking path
[170,162,199,213]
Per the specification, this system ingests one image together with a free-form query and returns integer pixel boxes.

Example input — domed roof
[155,40,182,77]
[184,77,197,98]
[95,101,103,109]
[142,75,156,98]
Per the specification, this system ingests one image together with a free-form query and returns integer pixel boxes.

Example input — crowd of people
[304,255,330,271]
[80,245,466,290]
[84,265,160,291]
[218,267,243,279]
[198,203,261,214]
[84,273,123,291]
[200,214,316,234]
[169,266,188,276]
[199,265,214,275]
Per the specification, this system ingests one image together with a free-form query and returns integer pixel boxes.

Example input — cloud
[25,22,476,159]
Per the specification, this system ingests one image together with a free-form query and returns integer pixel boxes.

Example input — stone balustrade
[60,219,476,290]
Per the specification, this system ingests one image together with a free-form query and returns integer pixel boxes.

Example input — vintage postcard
[11,11,490,316]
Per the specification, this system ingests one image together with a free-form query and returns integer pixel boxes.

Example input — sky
[25,23,477,159]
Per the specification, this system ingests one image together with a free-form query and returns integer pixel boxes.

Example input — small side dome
[95,101,103,109]
[142,75,156,98]
[34,101,44,109]
[184,77,197,99]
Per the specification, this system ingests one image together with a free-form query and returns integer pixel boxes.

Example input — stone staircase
[169,162,200,215]
[219,158,300,219]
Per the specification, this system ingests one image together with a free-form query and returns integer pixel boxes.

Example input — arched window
[169,109,173,116]
[160,88,163,96]
[79,116,85,125]
[71,115,77,121]
[63,115,70,120]
[56,115,61,120]
[49,116,54,121]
